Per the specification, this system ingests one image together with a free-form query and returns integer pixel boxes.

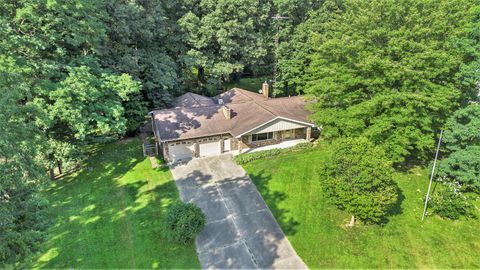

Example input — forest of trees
[1,0,479,265]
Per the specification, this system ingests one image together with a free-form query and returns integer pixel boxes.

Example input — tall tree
[1,1,143,174]
[103,0,184,114]
[0,55,48,267]
[437,103,480,193]
[302,0,479,163]
[276,0,343,95]
[178,0,273,93]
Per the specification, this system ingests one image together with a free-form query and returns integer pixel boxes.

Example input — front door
[223,138,231,152]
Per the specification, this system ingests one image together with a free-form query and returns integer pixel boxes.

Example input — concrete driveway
[169,155,307,269]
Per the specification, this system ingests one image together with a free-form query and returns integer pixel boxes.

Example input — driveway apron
[169,155,307,269]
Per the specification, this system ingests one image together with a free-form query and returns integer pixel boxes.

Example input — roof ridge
[264,95,303,100]
[232,88,254,101]
[187,92,203,107]
[253,99,277,117]
[235,88,262,98]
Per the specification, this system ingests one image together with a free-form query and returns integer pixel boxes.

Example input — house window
[252,132,273,142]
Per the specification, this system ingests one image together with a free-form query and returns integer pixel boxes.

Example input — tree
[436,146,480,193]
[103,0,183,111]
[276,0,343,95]
[1,1,142,175]
[321,137,398,225]
[43,67,141,174]
[436,104,480,193]
[178,0,272,93]
[0,55,49,266]
[443,103,480,152]
[301,0,479,163]
[47,66,141,141]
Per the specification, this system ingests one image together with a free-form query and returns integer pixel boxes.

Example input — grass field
[243,146,480,268]
[25,138,199,269]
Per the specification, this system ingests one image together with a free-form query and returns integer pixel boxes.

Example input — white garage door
[168,142,194,162]
[199,140,221,157]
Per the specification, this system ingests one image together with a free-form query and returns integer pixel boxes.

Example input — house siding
[246,118,309,135]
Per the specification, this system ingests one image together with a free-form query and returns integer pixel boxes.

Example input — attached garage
[168,141,194,162]
[199,138,221,157]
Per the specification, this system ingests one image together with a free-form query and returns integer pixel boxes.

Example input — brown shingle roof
[152,88,313,142]
[174,92,216,107]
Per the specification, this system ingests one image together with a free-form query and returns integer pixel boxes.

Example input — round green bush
[165,202,205,244]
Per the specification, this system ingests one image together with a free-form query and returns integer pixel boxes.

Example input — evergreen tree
[437,104,480,193]
[443,103,480,152]
[0,55,48,267]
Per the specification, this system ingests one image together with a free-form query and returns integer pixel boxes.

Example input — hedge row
[234,142,314,164]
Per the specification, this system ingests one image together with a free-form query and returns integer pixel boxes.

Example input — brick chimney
[262,81,269,98]
[222,105,231,119]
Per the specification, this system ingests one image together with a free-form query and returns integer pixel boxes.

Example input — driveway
[169,155,307,269]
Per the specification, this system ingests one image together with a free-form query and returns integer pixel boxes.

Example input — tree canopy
[1,0,480,264]
[0,55,48,266]
[443,103,480,152]
[287,0,480,163]
[179,0,273,92]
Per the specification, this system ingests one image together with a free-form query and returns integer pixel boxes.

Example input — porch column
[238,137,244,153]
[220,137,225,153]
[163,143,170,162]
[306,127,312,141]
[194,141,200,157]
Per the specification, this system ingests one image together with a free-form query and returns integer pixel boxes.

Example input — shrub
[321,137,398,225]
[234,148,283,164]
[292,142,314,150]
[165,202,205,244]
[436,146,480,193]
[234,142,314,164]
[430,180,475,220]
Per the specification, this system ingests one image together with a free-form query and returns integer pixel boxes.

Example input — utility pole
[421,129,444,221]
[271,15,289,93]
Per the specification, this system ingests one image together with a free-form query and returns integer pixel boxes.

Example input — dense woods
[1,0,479,266]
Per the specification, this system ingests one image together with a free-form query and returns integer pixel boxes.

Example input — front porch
[233,126,313,154]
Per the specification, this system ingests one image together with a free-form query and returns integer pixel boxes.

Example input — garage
[168,141,194,162]
[199,138,221,157]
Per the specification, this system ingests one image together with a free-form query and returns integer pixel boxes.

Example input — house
[149,82,316,162]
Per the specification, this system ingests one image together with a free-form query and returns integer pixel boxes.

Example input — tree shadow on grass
[27,139,197,269]
[247,169,300,236]
[383,184,406,224]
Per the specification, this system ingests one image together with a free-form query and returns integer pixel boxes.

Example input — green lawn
[25,138,199,269]
[243,146,480,269]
